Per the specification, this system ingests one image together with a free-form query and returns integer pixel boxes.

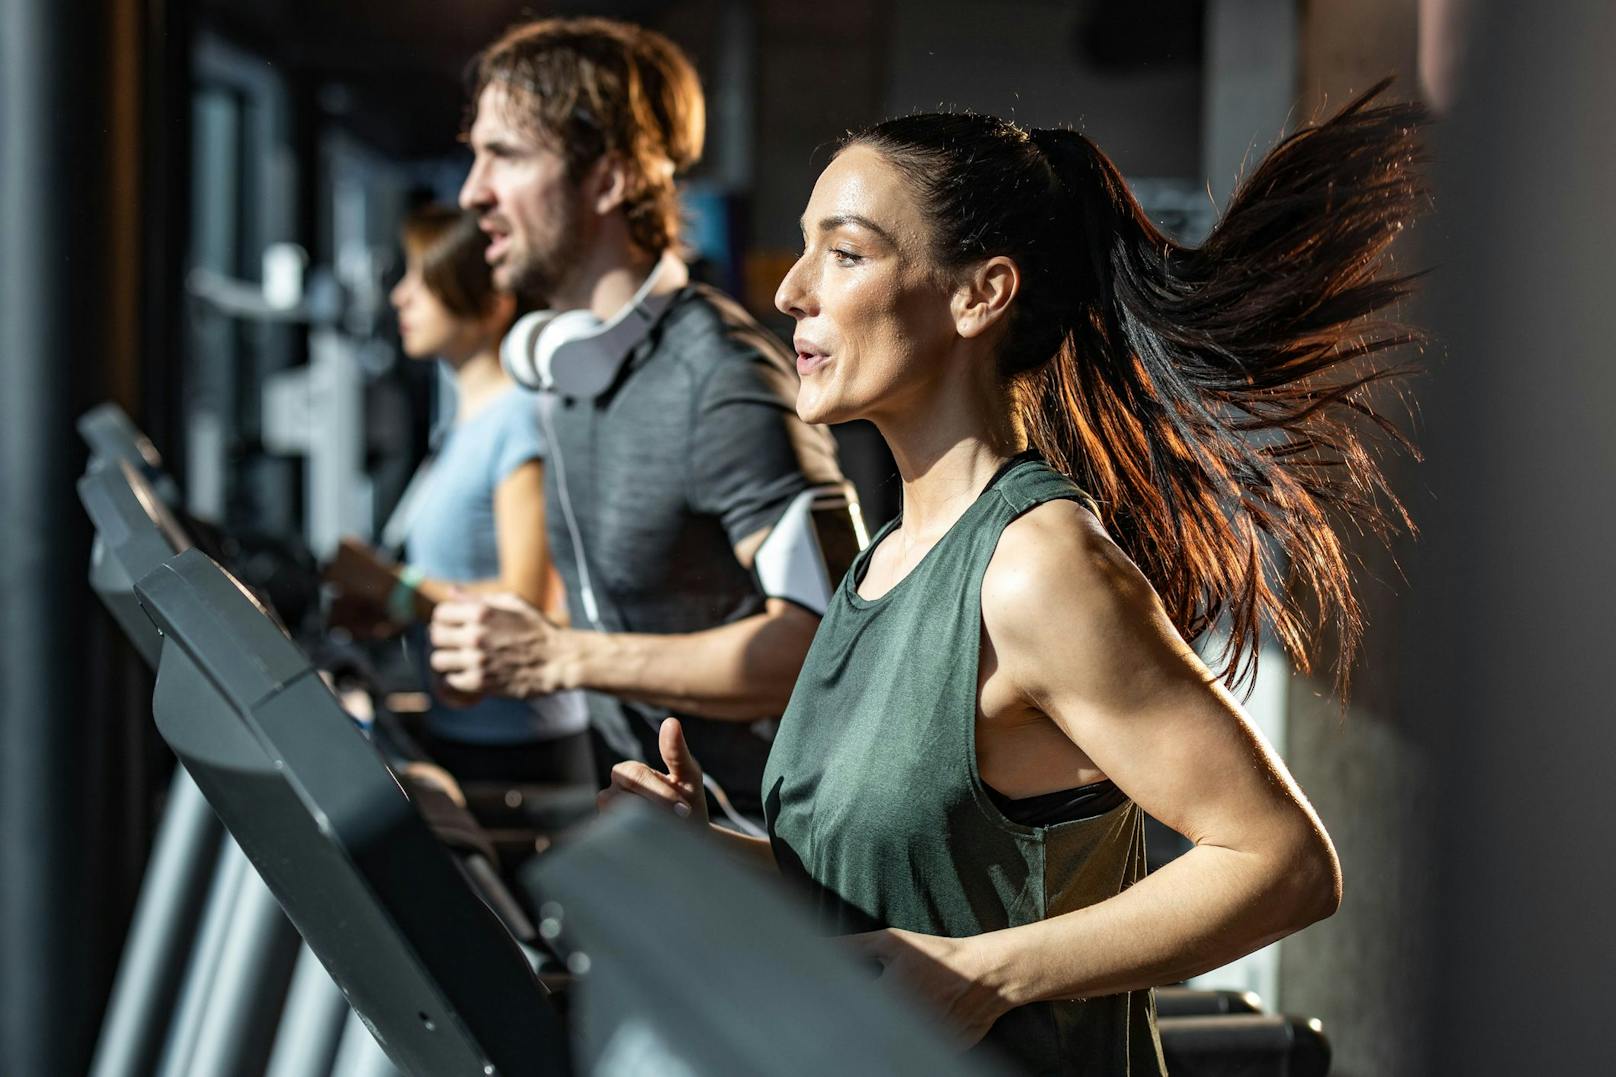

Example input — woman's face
[774,145,959,427]
[389,254,484,362]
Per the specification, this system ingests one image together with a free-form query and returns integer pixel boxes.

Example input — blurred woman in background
[327,203,590,786]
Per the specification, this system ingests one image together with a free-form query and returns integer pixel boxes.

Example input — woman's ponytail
[850,82,1427,697]
[1031,83,1425,695]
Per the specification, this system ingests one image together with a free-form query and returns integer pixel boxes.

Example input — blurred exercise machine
[529,809,1329,1077]
[78,402,183,507]
[81,455,556,1076]
[81,460,225,1075]
[78,445,406,1077]
[136,546,569,1075]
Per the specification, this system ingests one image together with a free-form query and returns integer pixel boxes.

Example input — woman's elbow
[1280,826,1343,930]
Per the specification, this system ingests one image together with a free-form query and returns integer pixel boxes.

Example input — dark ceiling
[194,0,1205,161]
[197,0,682,157]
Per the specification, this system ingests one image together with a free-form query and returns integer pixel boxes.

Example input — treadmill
[134,545,569,1076]
[77,402,181,506]
[81,459,230,1077]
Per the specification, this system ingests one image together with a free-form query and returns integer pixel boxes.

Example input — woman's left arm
[324,458,556,630]
[857,500,1340,1036]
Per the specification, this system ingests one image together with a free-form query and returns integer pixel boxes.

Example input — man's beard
[501,196,587,304]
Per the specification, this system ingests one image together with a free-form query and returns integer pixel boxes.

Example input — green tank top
[762,456,1167,1077]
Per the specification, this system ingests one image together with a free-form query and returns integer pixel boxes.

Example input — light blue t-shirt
[405,386,588,745]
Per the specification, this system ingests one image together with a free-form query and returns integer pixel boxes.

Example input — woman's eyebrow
[801,213,898,247]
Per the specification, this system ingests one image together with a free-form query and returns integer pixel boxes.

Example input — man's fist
[428,593,571,699]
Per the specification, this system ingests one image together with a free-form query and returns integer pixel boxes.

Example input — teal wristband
[387,565,425,624]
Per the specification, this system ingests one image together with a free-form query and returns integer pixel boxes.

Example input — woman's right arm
[600,717,779,872]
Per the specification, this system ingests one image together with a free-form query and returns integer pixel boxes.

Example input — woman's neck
[875,374,1024,543]
[449,348,512,422]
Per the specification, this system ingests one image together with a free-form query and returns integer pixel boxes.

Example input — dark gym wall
[0,0,191,1068]
[1417,2,1616,1072]
[885,0,1203,176]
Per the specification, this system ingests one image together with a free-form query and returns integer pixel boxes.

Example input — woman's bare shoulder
[981,499,1180,689]
[984,500,1151,617]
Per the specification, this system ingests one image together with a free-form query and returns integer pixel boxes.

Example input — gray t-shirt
[542,285,845,813]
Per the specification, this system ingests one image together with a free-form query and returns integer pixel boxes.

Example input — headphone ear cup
[501,310,558,389]
[539,309,611,396]
[513,256,680,397]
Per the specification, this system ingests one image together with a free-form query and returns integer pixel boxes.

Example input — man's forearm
[559,601,818,720]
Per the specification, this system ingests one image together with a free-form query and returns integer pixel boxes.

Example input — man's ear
[950,256,1020,340]
[586,153,632,216]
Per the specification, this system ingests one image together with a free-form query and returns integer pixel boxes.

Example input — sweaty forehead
[810,146,927,250]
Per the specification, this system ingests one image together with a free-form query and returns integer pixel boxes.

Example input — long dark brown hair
[847,82,1426,697]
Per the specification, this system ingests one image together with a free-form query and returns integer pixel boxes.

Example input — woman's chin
[398,334,434,360]
[795,387,843,427]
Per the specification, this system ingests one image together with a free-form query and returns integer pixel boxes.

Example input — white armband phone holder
[753,486,869,617]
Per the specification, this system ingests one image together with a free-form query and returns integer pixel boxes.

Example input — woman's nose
[774,256,812,319]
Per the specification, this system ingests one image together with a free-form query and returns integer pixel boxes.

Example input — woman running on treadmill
[605,86,1424,1074]
[325,203,591,786]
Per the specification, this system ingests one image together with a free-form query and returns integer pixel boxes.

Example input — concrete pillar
[1417,3,1616,1071]
[2,0,133,1069]
[1276,3,1430,1076]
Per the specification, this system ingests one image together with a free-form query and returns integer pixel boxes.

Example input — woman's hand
[325,536,401,605]
[844,928,1014,1049]
[598,718,709,828]
[325,592,398,639]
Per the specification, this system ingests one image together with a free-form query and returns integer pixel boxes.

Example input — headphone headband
[500,252,686,397]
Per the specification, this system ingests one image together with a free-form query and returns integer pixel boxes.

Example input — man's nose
[459,160,491,212]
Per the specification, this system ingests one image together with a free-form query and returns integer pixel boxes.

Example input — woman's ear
[951,256,1020,340]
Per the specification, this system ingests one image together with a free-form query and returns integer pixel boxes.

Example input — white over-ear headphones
[501,251,686,397]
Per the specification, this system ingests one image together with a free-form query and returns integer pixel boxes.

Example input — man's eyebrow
[800,213,898,247]
[466,120,538,153]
